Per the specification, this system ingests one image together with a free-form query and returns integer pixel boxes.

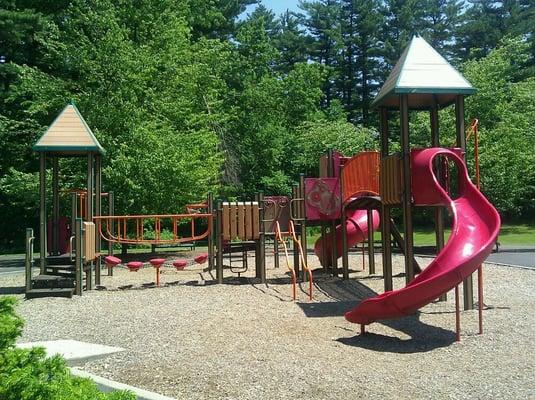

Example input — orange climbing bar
[275,221,297,301]
[289,220,313,301]
[93,213,212,245]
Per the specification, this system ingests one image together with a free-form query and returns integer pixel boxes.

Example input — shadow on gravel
[0,258,24,270]
[301,277,457,352]
[0,286,25,295]
[336,321,456,354]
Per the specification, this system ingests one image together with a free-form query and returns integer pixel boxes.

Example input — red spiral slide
[345,148,501,325]
[314,209,380,267]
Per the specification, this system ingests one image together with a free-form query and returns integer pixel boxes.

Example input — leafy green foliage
[0,297,134,399]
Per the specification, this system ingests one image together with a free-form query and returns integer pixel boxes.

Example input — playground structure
[25,36,501,341]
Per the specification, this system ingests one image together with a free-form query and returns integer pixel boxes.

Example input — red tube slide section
[314,209,380,267]
[345,148,501,325]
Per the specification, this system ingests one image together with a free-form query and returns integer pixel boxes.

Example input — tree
[299,0,343,107]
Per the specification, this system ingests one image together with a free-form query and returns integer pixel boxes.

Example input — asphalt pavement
[1,246,534,276]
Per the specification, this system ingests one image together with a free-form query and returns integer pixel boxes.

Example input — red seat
[126,261,143,272]
[173,260,188,271]
[104,256,122,266]
[149,258,166,267]
[194,253,208,264]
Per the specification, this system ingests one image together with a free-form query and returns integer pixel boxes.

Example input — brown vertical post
[431,99,447,301]
[108,191,114,256]
[216,201,224,283]
[207,193,214,271]
[52,156,59,256]
[367,209,375,274]
[95,155,102,285]
[86,153,94,290]
[292,185,301,278]
[380,107,393,291]
[456,95,474,310]
[299,174,307,278]
[256,192,266,283]
[75,218,83,296]
[341,207,349,280]
[327,149,338,276]
[39,153,47,273]
[400,95,415,284]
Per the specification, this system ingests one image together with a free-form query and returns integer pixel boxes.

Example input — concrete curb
[71,368,176,400]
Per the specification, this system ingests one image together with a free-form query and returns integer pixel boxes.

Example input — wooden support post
[108,192,114,255]
[299,174,307,277]
[367,209,375,275]
[320,224,327,272]
[431,98,447,301]
[256,192,266,283]
[379,107,393,291]
[52,157,60,256]
[341,208,349,280]
[207,193,214,272]
[292,185,301,279]
[75,218,83,296]
[86,154,94,290]
[216,202,224,284]
[95,155,102,285]
[382,208,393,291]
[327,149,338,276]
[39,153,47,273]
[456,95,474,310]
[400,94,415,284]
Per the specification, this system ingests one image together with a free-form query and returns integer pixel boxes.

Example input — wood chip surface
[2,252,534,399]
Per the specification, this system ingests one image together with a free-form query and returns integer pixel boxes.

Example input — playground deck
[2,254,534,399]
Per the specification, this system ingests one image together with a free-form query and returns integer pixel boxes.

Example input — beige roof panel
[373,36,475,109]
[34,104,105,154]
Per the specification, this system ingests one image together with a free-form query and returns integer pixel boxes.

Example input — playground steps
[44,264,77,278]
[27,273,76,299]
[26,287,74,299]
[32,274,75,289]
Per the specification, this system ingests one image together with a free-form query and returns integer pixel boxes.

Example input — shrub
[0,297,135,400]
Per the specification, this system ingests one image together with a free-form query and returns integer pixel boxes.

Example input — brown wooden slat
[222,203,230,240]
[252,202,260,240]
[245,203,252,240]
[237,203,245,240]
[230,203,237,240]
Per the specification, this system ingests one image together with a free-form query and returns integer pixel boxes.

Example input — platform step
[44,254,73,266]
[26,288,74,299]
[32,274,75,289]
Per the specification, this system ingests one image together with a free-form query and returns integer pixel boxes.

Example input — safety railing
[341,151,380,204]
[380,154,403,205]
[93,214,212,245]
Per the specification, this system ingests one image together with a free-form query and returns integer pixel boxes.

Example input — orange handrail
[93,213,212,245]
[275,221,313,301]
[275,221,297,301]
[289,220,313,301]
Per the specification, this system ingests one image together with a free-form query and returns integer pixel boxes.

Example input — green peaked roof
[33,103,105,155]
[372,36,476,109]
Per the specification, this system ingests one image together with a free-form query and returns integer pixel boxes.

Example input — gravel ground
[2,251,534,400]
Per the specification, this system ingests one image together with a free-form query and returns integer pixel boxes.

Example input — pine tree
[299,0,343,107]
[420,0,463,61]
[272,10,309,73]
[339,0,383,124]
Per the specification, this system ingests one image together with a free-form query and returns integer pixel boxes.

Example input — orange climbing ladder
[275,221,313,301]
